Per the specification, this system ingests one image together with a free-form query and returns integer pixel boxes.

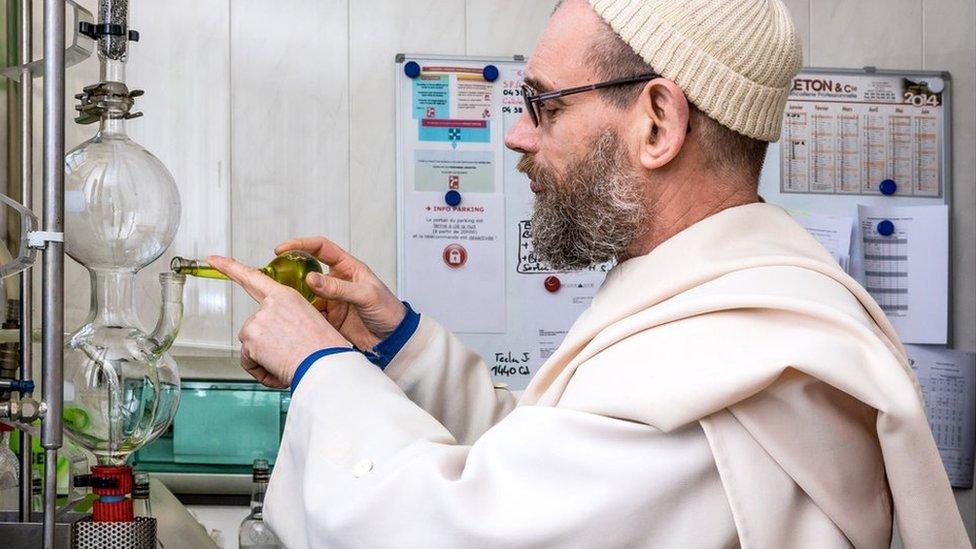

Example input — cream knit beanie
[589,0,802,141]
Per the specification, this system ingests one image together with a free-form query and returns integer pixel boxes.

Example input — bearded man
[210,0,969,547]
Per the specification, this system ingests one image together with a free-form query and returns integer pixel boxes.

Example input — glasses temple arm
[531,72,660,103]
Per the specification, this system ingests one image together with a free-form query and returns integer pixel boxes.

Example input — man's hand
[275,237,406,351]
[209,255,351,389]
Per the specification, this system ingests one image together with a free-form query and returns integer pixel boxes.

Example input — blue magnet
[445,190,462,207]
[404,61,421,78]
[877,219,895,236]
[879,179,897,196]
[482,64,499,82]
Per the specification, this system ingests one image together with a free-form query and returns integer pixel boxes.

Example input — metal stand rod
[41,0,65,546]
[18,0,34,524]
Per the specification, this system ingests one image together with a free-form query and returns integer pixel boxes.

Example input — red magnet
[544,276,561,293]
[443,244,467,269]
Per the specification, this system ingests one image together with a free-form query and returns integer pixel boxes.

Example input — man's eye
[542,105,560,121]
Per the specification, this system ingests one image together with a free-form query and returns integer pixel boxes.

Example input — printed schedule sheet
[781,72,945,197]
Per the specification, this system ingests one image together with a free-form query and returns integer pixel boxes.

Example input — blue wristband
[366,302,421,370]
[291,347,357,394]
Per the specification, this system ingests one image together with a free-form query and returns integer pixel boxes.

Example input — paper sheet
[401,191,506,333]
[857,204,948,344]
[789,210,854,273]
[905,345,976,488]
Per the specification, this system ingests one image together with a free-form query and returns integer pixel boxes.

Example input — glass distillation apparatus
[60,0,184,526]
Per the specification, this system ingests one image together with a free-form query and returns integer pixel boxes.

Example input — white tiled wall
[130,0,234,350]
[809,0,924,68]
[349,0,468,288]
[228,0,352,338]
[27,0,974,542]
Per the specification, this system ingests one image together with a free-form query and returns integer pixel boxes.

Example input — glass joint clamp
[27,230,65,249]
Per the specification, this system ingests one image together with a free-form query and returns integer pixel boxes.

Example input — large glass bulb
[64,117,180,270]
[63,113,184,465]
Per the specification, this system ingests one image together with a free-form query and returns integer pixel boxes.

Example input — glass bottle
[60,438,95,512]
[13,428,93,508]
[0,424,18,509]
[62,79,185,465]
[132,472,152,518]
[0,296,20,383]
[133,471,164,548]
[30,475,41,513]
[172,251,323,303]
[239,459,283,549]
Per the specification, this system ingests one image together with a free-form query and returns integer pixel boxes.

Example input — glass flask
[64,111,179,271]
[239,459,283,549]
[63,90,184,465]
[172,251,324,302]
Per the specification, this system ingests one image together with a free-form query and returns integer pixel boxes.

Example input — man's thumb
[307,273,366,305]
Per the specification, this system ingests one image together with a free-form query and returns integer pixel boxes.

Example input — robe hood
[521,202,969,548]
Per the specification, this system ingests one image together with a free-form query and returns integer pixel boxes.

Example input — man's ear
[634,78,689,170]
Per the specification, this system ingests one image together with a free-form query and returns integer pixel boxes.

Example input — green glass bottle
[171,250,323,302]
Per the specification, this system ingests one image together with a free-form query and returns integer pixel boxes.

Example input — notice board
[395,59,970,486]
[397,59,955,390]
[759,67,953,345]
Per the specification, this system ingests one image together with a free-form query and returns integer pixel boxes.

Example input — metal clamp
[27,231,64,250]
[73,474,120,489]
[74,81,144,125]
[0,398,45,422]
[0,378,35,394]
[77,22,139,42]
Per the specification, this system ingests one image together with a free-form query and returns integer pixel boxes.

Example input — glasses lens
[521,85,538,127]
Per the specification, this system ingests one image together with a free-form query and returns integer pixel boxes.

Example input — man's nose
[504,112,539,154]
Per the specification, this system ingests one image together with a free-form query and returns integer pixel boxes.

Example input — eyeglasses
[521,72,660,127]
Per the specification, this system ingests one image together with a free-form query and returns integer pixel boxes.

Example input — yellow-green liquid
[173,250,324,302]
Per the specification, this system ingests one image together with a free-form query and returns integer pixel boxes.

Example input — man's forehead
[525,0,601,90]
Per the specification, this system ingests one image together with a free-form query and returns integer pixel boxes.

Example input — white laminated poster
[397,57,610,388]
[788,210,854,274]
[857,204,948,344]
[401,191,506,333]
[781,73,945,197]
[905,345,976,488]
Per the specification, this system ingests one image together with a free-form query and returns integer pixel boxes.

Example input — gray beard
[519,131,648,271]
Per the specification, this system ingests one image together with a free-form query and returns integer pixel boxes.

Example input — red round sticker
[544,276,561,293]
[443,244,467,268]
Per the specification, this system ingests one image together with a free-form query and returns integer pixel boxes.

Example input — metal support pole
[18,0,34,524]
[41,0,64,546]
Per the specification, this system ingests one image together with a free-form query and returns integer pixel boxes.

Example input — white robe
[265,203,969,548]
